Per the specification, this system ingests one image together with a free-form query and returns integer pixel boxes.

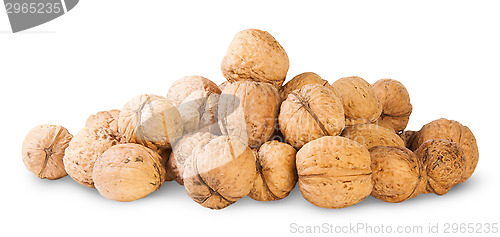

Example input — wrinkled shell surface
[64,110,121,187]
[119,94,183,150]
[166,132,217,185]
[414,139,466,195]
[177,90,221,134]
[411,118,478,183]
[93,143,166,202]
[280,72,336,100]
[158,148,172,181]
[369,146,425,203]
[183,136,256,209]
[332,76,382,125]
[341,124,404,150]
[400,130,418,149]
[249,141,297,201]
[218,81,280,148]
[372,79,412,133]
[296,136,372,209]
[166,75,221,106]
[221,29,289,89]
[22,125,72,180]
[279,84,345,149]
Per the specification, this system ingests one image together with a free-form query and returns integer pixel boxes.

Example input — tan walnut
[166,75,221,106]
[280,72,336,101]
[341,124,404,150]
[372,79,412,133]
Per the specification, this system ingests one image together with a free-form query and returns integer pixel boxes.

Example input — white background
[1,1,499,236]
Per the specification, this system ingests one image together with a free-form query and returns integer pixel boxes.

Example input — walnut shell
[183,136,256,209]
[400,130,418,149]
[166,75,221,106]
[414,139,466,195]
[411,118,478,183]
[166,132,217,185]
[221,29,289,89]
[341,124,404,150]
[63,110,121,187]
[177,90,220,134]
[118,94,183,150]
[296,136,372,209]
[279,84,345,149]
[369,146,425,203]
[280,72,336,100]
[249,141,297,201]
[93,143,165,202]
[332,76,382,125]
[22,125,72,180]
[218,81,280,148]
[372,79,412,133]
[158,148,172,181]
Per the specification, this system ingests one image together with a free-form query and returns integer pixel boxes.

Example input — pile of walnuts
[22,29,478,209]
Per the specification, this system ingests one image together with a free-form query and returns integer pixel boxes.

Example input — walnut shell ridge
[372,79,412,133]
[177,90,221,134]
[280,72,336,101]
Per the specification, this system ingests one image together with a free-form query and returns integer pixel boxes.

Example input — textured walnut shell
[249,141,297,201]
[158,148,172,181]
[218,81,280,148]
[411,118,478,183]
[183,136,256,209]
[296,136,372,209]
[414,140,466,195]
[221,29,289,89]
[93,143,165,202]
[280,72,336,101]
[372,79,412,133]
[166,75,221,106]
[400,130,418,149]
[22,125,72,180]
[166,132,217,185]
[341,124,404,150]
[63,110,121,187]
[279,84,345,149]
[119,94,183,151]
[177,90,221,134]
[219,81,228,91]
[332,76,382,125]
[369,146,425,203]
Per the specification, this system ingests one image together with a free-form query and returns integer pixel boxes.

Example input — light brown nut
[118,94,183,151]
[177,90,221,134]
[341,124,404,150]
[279,84,345,149]
[218,81,280,148]
[166,75,221,106]
[183,136,256,209]
[399,130,418,149]
[166,132,217,185]
[219,81,228,91]
[332,76,382,125]
[372,79,412,133]
[369,146,425,203]
[221,29,289,89]
[280,72,336,100]
[411,118,478,183]
[249,141,297,201]
[93,143,165,202]
[414,139,466,195]
[22,125,72,180]
[63,110,121,187]
[296,136,372,209]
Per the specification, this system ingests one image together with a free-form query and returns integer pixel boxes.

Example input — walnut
[280,72,336,100]
[218,81,280,148]
[118,94,183,151]
[296,136,372,208]
[372,79,412,133]
[399,130,418,149]
[411,118,478,183]
[22,125,73,180]
[249,141,297,201]
[279,84,345,149]
[183,136,256,209]
[63,110,121,187]
[166,75,221,106]
[369,146,425,203]
[331,76,382,125]
[341,124,404,150]
[93,143,165,202]
[414,139,466,195]
[177,90,221,134]
[221,29,289,89]
[158,148,173,181]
